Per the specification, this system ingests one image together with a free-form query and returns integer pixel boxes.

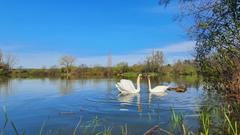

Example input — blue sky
[0,0,194,68]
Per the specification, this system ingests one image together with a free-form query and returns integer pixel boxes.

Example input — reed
[1,106,240,135]
[0,107,8,135]
[224,112,238,135]
[171,108,179,126]
[103,127,112,135]
[10,120,20,135]
[72,118,81,135]
[121,124,128,135]
[200,111,210,135]
[38,121,46,135]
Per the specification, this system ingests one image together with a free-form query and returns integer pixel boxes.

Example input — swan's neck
[136,94,142,112]
[136,76,141,92]
[148,78,152,91]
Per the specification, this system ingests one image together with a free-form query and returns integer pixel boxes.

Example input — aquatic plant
[103,127,112,135]
[73,118,81,135]
[0,106,8,135]
[224,112,238,135]
[37,121,46,135]
[171,108,179,126]
[1,105,240,135]
[200,110,210,135]
[121,124,127,135]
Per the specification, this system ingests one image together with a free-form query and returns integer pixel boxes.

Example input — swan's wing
[151,86,169,93]
[120,79,136,90]
[116,82,131,93]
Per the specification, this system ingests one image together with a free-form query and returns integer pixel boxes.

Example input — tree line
[0,49,197,78]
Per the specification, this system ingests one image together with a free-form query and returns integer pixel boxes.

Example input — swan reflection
[148,92,167,109]
[118,93,142,112]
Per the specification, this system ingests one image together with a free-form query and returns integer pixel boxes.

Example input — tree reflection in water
[0,78,13,97]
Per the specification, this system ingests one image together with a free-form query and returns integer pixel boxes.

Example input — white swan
[115,74,142,94]
[147,75,169,93]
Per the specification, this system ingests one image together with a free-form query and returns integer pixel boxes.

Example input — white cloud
[145,41,195,53]
[12,41,196,68]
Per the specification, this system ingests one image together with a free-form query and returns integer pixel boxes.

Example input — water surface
[0,77,206,134]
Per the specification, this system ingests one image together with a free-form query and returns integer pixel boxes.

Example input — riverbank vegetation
[0,49,197,79]
[160,0,240,99]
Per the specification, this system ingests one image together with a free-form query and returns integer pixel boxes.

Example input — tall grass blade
[73,118,82,135]
[200,111,210,135]
[224,112,238,135]
[11,121,19,135]
[3,106,8,129]
[22,130,26,135]
[103,127,112,135]
[121,124,127,135]
[38,121,46,135]
[171,108,179,125]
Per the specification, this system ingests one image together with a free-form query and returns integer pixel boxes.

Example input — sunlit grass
[121,124,128,135]
[171,108,179,128]
[200,111,210,135]
[224,111,238,135]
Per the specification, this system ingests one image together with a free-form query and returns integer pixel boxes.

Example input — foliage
[0,49,197,78]
[192,0,240,92]
[172,60,197,75]
[59,55,76,77]
[160,0,240,95]
[4,59,197,78]
[0,50,12,76]
[143,50,164,73]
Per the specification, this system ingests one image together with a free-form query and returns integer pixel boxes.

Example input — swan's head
[138,74,143,79]
[147,75,151,79]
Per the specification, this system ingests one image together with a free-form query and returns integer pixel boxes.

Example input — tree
[59,55,76,77]
[115,62,129,74]
[0,50,3,63]
[160,0,240,91]
[144,50,164,73]
[4,53,17,69]
[107,52,112,76]
[0,50,16,76]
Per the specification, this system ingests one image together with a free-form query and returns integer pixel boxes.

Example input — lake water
[0,77,209,135]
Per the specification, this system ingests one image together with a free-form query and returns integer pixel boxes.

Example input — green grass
[200,111,210,135]
[171,108,179,126]
[224,111,238,135]
[72,118,82,135]
[121,124,128,135]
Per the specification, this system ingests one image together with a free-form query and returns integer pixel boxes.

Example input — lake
[0,77,218,135]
